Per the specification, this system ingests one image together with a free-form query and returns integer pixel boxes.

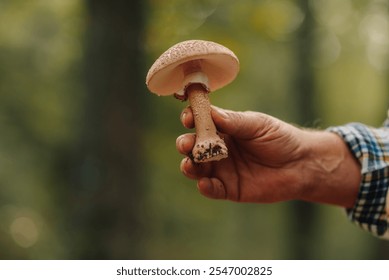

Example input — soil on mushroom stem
[191,142,226,162]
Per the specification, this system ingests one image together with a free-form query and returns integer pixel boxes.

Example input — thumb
[211,106,266,139]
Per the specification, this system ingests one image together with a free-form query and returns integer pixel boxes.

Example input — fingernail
[180,157,192,176]
[176,135,184,149]
[180,158,187,176]
[180,111,187,123]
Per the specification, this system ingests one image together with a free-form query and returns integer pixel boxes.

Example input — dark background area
[0,0,388,259]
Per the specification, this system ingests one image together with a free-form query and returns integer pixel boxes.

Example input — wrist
[299,130,361,208]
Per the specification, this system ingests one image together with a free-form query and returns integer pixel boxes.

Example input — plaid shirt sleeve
[327,118,389,239]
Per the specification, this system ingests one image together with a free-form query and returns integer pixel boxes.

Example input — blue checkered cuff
[328,123,389,239]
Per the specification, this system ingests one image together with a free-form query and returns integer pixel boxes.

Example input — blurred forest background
[1,0,389,259]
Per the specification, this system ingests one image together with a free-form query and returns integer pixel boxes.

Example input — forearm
[299,130,361,208]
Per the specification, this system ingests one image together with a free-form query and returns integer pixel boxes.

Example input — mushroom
[146,40,240,163]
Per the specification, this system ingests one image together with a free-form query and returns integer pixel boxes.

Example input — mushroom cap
[146,40,240,96]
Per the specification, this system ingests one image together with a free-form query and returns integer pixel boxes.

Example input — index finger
[180,106,194,129]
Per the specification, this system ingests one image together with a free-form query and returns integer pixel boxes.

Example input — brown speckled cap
[146,40,240,96]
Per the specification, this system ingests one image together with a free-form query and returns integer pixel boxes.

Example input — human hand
[176,106,310,203]
[176,106,360,207]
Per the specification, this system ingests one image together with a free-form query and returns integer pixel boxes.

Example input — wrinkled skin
[176,106,360,208]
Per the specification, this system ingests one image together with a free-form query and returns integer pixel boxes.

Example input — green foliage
[0,0,85,258]
[0,0,388,259]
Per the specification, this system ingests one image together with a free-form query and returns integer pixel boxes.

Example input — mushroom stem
[186,83,228,163]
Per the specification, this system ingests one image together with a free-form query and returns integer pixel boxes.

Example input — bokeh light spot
[10,216,39,248]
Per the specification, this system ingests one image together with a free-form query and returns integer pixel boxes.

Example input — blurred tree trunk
[65,0,147,259]
[287,0,318,259]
